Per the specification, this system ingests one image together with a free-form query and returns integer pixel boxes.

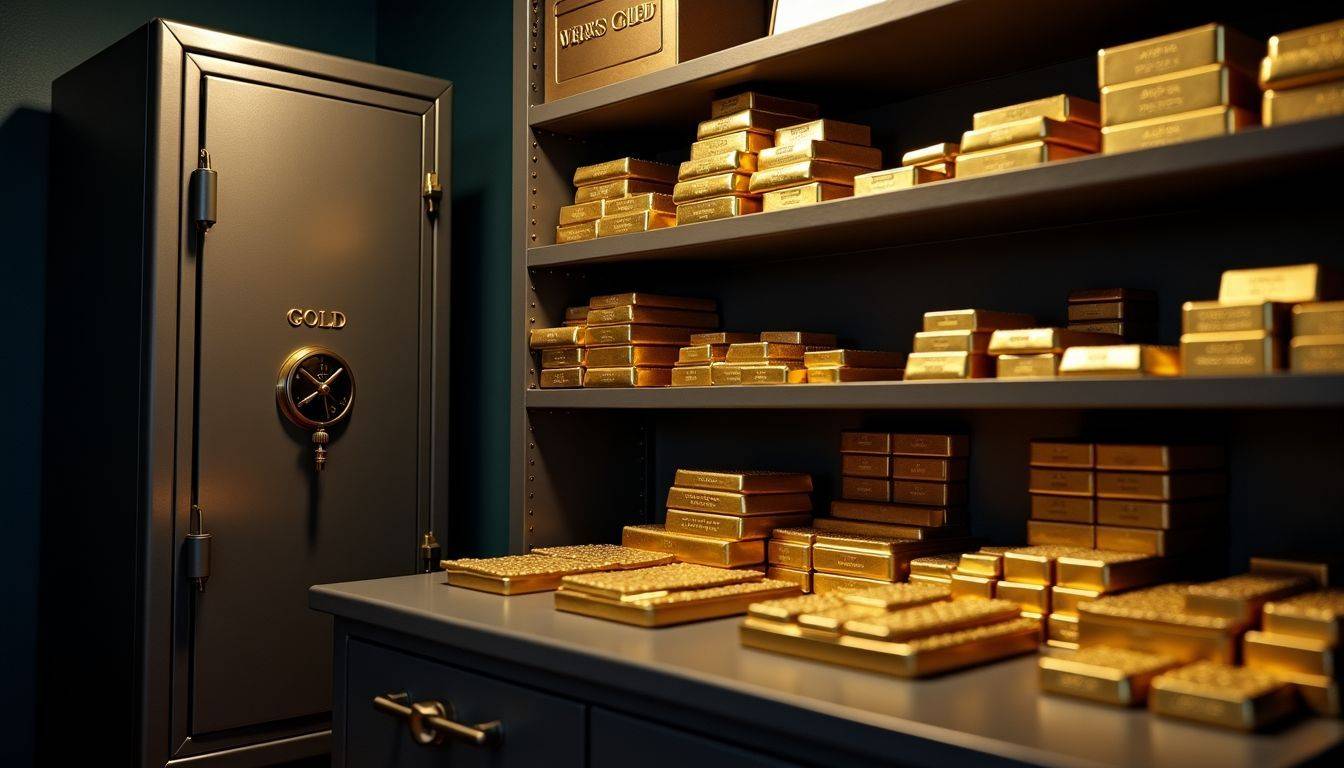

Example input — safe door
[172,56,442,754]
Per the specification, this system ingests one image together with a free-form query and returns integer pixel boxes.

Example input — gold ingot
[1058,344,1181,377]
[554,580,799,628]
[1028,520,1095,549]
[748,160,863,193]
[812,517,958,541]
[1028,468,1094,496]
[1292,335,1344,373]
[1031,494,1095,524]
[1095,498,1221,529]
[1270,18,1344,58]
[808,367,903,383]
[1260,40,1344,89]
[891,457,967,482]
[749,593,848,624]
[1003,545,1091,585]
[852,165,944,196]
[890,433,969,457]
[709,362,744,386]
[841,454,889,478]
[1039,646,1181,706]
[924,309,1035,332]
[761,182,851,212]
[556,220,597,243]
[842,582,952,611]
[812,546,903,581]
[830,500,950,527]
[891,480,965,506]
[1052,585,1104,616]
[602,192,676,216]
[1219,262,1328,304]
[689,331,756,344]
[1244,630,1340,677]
[558,200,603,225]
[442,554,609,595]
[973,94,1100,130]
[1098,23,1262,87]
[913,330,991,354]
[988,327,1121,354]
[903,352,993,380]
[842,598,1017,641]
[673,470,812,494]
[595,210,675,237]
[710,92,818,119]
[1047,612,1080,644]
[1185,574,1315,623]
[1094,443,1224,472]
[675,195,761,224]
[1056,552,1163,591]
[540,347,584,368]
[665,487,811,516]
[812,571,890,595]
[1294,301,1344,336]
[774,119,871,146]
[618,526,766,569]
[584,324,699,346]
[961,116,1100,153]
[1095,470,1224,501]
[690,130,774,159]
[950,573,996,599]
[665,509,811,541]
[1264,590,1344,644]
[909,573,953,587]
[760,331,837,345]
[575,178,672,203]
[909,554,962,578]
[1101,106,1253,154]
[1251,559,1331,588]
[758,139,882,170]
[840,477,890,502]
[572,157,676,186]
[677,150,758,181]
[996,353,1061,378]
[1149,662,1298,730]
[996,580,1051,613]
[840,431,891,454]
[1094,525,1205,556]
[671,172,752,203]
[1077,585,1244,663]
[766,566,811,593]
[531,544,676,569]
[1100,63,1256,127]
[583,366,672,387]
[726,341,807,362]
[959,550,1007,578]
[767,540,811,570]
[676,344,727,365]
[529,325,584,348]
[1182,300,1289,334]
[697,109,800,140]
[1181,330,1283,375]
[901,142,960,166]
[737,364,808,385]
[1030,440,1095,468]
[804,349,904,368]
[539,367,583,388]
[956,140,1089,178]
[771,527,818,544]
[583,345,679,368]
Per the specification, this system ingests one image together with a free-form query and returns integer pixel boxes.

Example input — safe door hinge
[422,171,443,218]
[184,505,213,592]
[191,149,218,232]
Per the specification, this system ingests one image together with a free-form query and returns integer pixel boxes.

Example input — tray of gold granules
[740,583,1040,677]
[554,562,801,627]
[443,545,674,595]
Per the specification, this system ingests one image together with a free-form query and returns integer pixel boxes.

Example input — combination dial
[276,346,354,470]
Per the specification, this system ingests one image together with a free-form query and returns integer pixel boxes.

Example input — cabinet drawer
[342,638,585,767]
[590,708,801,767]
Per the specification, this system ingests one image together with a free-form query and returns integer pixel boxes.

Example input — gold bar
[727,342,808,362]
[1101,64,1256,127]
[767,540,811,569]
[710,362,744,386]
[665,487,811,516]
[677,344,727,365]
[749,593,847,623]
[1031,494,1095,524]
[973,94,1100,129]
[797,603,888,635]
[996,580,1051,613]
[1181,330,1282,375]
[1150,662,1298,731]
[601,192,676,216]
[924,309,1036,332]
[772,527,818,544]
[674,470,812,494]
[1058,344,1180,377]
[618,526,766,569]
[583,345,679,368]
[690,130,774,160]
[443,553,610,595]
[530,325,585,348]
[689,331,756,344]
[910,553,962,578]
[903,352,993,380]
[774,119,871,146]
[759,140,882,170]
[1028,468,1095,497]
[1244,630,1339,677]
[1095,498,1221,529]
[808,367,903,383]
[556,220,598,243]
[957,141,1089,179]
[1099,23,1262,87]
[1028,520,1095,548]
[1056,552,1163,591]
[1030,441,1095,468]
[1039,646,1181,706]
[748,160,864,193]
[1101,105,1253,154]
[1294,301,1344,336]
[1067,300,1157,323]
[1263,79,1344,126]
[1094,525,1205,556]
[961,116,1100,153]
[1250,559,1332,589]
[812,571,890,594]
[1095,471,1224,501]
[584,324,699,346]
[950,573,996,599]
[843,598,1017,641]
[997,353,1061,378]
[590,293,717,311]
[531,544,676,569]
[540,367,583,388]
[852,165,945,196]
[665,509,812,541]
[573,157,676,186]
[583,366,672,387]
[841,477,891,502]
[812,517,957,541]
[891,480,966,507]
[1095,444,1224,472]
[675,195,762,224]
[841,431,891,454]
[902,142,960,167]
[830,500,951,527]
[841,454,890,477]
[1003,546,1089,585]
[541,347,584,368]
[1078,584,1245,662]
[1048,612,1080,643]
[989,327,1121,355]
[891,457,967,482]
[1292,335,1344,373]
[890,434,970,457]
[1261,40,1344,89]
[761,181,851,211]
[710,92,818,119]
[575,178,672,203]
[595,210,675,237]
[678,151,758,181]
[1269,19,1344,58]
[555,580,800,627]
[558,200,603,225]
[697,109,800,140]
[1182,300,1289,334]
[804,349,903,368]
[912,331,991,355]
[842,582,952,611]
[1185,574,1315,623]
[672,172,753,203]
[1264,590,1344,644]
[812,546,902,581]
[717,364,806,385]
[909,573,953,587]
[760,331,838,346]
[1219,263,1328,304]
[766,566,812,593]
[959,550,1008,578]
[1052,585,1104,616]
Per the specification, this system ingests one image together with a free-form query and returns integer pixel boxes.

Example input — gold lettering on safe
[287,308,347,329]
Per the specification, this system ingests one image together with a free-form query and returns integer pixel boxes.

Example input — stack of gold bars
[853,142,958,197]
[529,321,587,389]
[583,292,719,387]
[1292,300,1344,373]
[1181,263,1337,376]
[1066,288,1157,341]
[752,119,880,212]
[990,325,1121,379]
[675,92,818,224]
[1098,24,1260,154]
[671,331,757,387]
[955,95,1100,179]
[1260,18,1344,127]
[442,544,674,595]
[556,562,801,627]
[802,348,904,383]
[623,470,814,570]
[835,431,968,530]
[906,309,1035,380]
[740,583,1040,677]
[1042,560,1337,730]
[557,158,676,243]
[710,332,838,385]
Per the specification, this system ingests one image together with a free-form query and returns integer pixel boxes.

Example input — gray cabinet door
[343,639,586,767]
[188,73,425,735]
[590,708,802,768]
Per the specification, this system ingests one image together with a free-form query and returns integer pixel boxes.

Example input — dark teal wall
[376,1,513,558]
[0,2,378,762]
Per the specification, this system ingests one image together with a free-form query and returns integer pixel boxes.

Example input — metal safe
[38,20,451,766]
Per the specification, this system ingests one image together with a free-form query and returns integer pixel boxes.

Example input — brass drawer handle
[372,691,503,747]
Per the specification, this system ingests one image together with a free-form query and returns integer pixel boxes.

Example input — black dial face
[278,348,354,429]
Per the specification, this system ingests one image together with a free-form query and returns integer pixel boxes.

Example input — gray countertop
[312,573,1343,767]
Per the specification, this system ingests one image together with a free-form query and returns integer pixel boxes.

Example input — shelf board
[525,374,1344,411]
[527,117,1344,268]
[529,0,1231,139]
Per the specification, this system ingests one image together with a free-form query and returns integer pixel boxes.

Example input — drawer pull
[372,691,503,748]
